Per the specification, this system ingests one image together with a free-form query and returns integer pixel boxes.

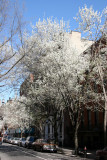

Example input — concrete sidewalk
[58,147,96,159]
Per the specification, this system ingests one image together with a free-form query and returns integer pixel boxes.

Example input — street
[0,143,95,160]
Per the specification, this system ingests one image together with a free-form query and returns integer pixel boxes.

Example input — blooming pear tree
[18,18,92,151]
[3,97,31,136]
[74,5,107,40]
[75,5,107,145]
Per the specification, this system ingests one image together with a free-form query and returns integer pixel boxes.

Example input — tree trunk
[97,60,107,147]
[74,123,79,155]
[21,131,23,138]
[104,99,107,146]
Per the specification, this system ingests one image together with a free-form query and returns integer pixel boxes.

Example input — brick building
[63,36,107,148]
[63,108,104,148]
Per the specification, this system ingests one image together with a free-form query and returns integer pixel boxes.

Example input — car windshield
[29,137,34,141]
[41,139,47,143]
[15,138,19,140]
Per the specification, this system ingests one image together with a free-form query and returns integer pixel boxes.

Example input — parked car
[32,139,57,152]
[3,136,7,142]
[0,137,2,145]
[6,136,12,143]
[25,136,36,148]
[9,137,15,144]
[12,137,20,145]
[18,137,26,147]
[96,147,107,160]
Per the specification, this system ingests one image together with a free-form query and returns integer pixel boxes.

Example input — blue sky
[0,0,106,102]
[20,0,107,31]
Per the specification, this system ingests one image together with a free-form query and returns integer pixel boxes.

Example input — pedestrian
[84,146,87,158]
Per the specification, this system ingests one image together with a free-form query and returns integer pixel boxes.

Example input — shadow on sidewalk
[58,147,96,159]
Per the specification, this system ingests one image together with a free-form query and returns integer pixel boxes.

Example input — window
[48,124,50,134]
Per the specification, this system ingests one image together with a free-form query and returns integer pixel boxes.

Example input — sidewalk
[58,147,96,159]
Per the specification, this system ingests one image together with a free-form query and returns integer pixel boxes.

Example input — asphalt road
[0,143,85,160]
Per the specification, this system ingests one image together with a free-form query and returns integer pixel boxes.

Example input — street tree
[27,79,64,142]
[75,5,107,145]
[3,97,31,136]
[20,91,48,137]
[0,0,25,94]
[19,18,92,151]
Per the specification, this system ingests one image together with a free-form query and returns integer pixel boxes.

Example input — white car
[12,137,20,145]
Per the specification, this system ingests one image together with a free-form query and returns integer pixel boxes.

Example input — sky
[0,0,107,103]
[20,0,107,31]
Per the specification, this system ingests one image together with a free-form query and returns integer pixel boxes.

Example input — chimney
[30,73,34,82]
[70,31,81,41]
